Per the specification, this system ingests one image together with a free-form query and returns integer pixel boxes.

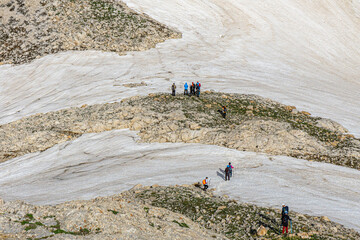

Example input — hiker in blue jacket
[195,81,201,97]
[184,82,189,95]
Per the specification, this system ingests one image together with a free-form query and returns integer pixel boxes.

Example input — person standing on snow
[190,82,195,95]
[225,166,230,181]
[171,83,176,96]
[195,81,201,97]
[202,177,210,191]
[227,162,234,178]
[281,211,291,234]
[184,82,189,95]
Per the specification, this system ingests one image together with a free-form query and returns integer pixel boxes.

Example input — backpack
[282,206,289,216]
[202,179,207,185]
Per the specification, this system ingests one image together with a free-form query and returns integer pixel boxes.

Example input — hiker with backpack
[281,204,289,218]
[218,106,227,118]
[171,83,176,96]
[195,81,201,97]
[184,82,189,95]
[202,177,210,191]
[190,82,195,95]
[227,162,234,178]
[281,211,291,234]
[225,166,230,181]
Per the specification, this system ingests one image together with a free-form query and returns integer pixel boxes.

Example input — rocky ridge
[1,92,359,169]
[0,184,359,239]
[0,185,226,240]
[0,0,181,65]
[132,184,360,240]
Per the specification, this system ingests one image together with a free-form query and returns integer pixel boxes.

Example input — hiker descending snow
[281,211,291,234]
[202,177,210,191]
[225,166,230,181]
[227,162,234,178]
[171,83,176,96]
[184,82,189,95]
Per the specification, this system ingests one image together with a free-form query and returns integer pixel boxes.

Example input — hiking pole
[290,220,293,233]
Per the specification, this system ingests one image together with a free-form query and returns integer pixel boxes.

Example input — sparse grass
[108,209,119,215]
[25,223,37,231]
[172,220,189,228]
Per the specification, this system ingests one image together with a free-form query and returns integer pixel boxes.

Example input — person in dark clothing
[225,166,230,181]
[195,84,200,97]
[281,211,291,234]
[227,162,234,178]
[218,106,227,118]
[190,82,195,95]
[222,106,227,118]
[171,83,176,96]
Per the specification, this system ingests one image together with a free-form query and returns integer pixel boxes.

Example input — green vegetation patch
[134,186,360,240]
[172,220,190,228]
[108,209,119,215]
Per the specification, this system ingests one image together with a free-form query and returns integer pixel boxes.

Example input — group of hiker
[171,82,228,119]
[202,165,292,235]
[171,82,201,97]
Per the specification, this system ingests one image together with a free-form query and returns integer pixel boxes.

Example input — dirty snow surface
[0,0,360,232]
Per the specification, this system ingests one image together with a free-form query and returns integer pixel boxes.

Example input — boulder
[257,225,267,236]
[320,216,330,222]
[217,206,227,211]
[297,232,310,239]
[316,118,348,134]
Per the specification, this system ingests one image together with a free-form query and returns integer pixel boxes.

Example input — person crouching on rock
[202,177,210,191]
[171,83,176,96]
[281,211,291,234]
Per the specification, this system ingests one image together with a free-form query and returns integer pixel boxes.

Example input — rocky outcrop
[0,0,181,65]
[0,92,359,169]
[0,188,226,239]
[0,184,359,239]
[132,185,360,239]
